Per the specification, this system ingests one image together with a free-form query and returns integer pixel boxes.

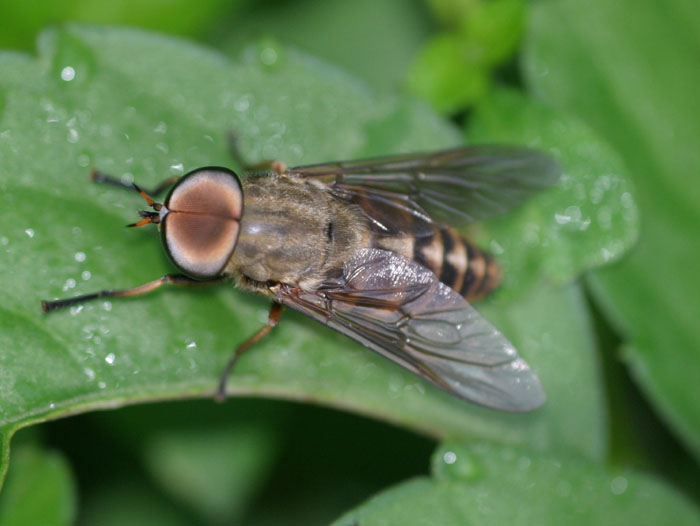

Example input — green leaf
[467,87,639,297]
[425,0,480,27]
[0,25,603,487]
[479,283,606,461]
[0,446,76,526]
[523,0,700,460]
[461,0,525,66]
[80,479,193,526]
[144,424,277,521]
[0,0,237,51]
[407,0,525,114]
[406,32,489,114]
[332,441,700,525]
[221,0,433,93]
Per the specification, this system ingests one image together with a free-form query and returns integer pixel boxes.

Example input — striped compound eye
[161,167,243,279]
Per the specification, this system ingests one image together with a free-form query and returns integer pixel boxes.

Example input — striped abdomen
[371,225,502,301]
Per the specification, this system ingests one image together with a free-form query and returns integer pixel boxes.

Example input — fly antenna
[132,184,162,211]
[127,210,160,228]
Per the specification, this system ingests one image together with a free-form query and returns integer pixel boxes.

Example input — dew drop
[565,205,581,222]
[97,381,106,389]
[621,192,634,208]
[489,239,504,255]
[524,230,540,247]
[388,375,404,394]
[439,447,479,480]
[60,66,76,82]
[154,121,167,134]
[554,212,571,225]
[517,456,531,470]
[556,480,572,497]
[102,301,112,311]
[67,128,79,143]
[62,278,77,291]
[74,251,86,262]
[289,144,304,158]
[169,162,184,175]
[404,382,425,395]
[260,47,278,66]
[610,476,628,495]
[531,58,549,77]
[81,270,91,281]
[105,353,116,365]
[597,206,612,230]
[77,153,91,167]
[83,367,96,381]
[25,228,35,238]
[235,96,251,112]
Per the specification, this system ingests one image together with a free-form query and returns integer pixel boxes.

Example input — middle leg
[215,302,284,402]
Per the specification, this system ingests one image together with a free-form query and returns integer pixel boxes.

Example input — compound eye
[161,167,243,279]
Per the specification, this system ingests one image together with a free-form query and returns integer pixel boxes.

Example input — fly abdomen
[373,225,501,302]
[457,234,502,301]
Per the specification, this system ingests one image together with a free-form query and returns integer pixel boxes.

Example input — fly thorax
[227,176,333,286]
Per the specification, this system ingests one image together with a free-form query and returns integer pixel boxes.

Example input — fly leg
[215,302,284,402]
[227,131,287,174]
[41,274,228,313]
[90,169,180,197]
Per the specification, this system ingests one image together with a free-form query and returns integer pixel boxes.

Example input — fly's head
[131,167,244,279]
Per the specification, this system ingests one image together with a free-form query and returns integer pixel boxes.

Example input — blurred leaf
[0,446,76,526]
[76,399,434,526]
[362,97,462,156]
[144,425,277,522]
[523,0,700,460]
[462,0,525,66]
[424,0,479,28]
[0,0,237,51]
[79,479,192,526]
[0,25,613,487]
[467,88,639,297]
[221,0,433,93]
[406,32,489,113]
[408,0,525,113]
[332,441,700,525]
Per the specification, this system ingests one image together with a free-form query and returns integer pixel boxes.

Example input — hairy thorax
[226,175,370,293]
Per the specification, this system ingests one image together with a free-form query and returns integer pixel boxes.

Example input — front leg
[42,274,227,312]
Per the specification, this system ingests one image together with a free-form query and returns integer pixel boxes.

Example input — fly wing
[287,145,560,229]
[275,248,545,411]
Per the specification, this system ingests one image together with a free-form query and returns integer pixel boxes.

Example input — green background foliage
[0,0,698,524]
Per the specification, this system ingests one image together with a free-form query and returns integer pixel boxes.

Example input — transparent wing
[287,145,560,228]
[275,248,545,411]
